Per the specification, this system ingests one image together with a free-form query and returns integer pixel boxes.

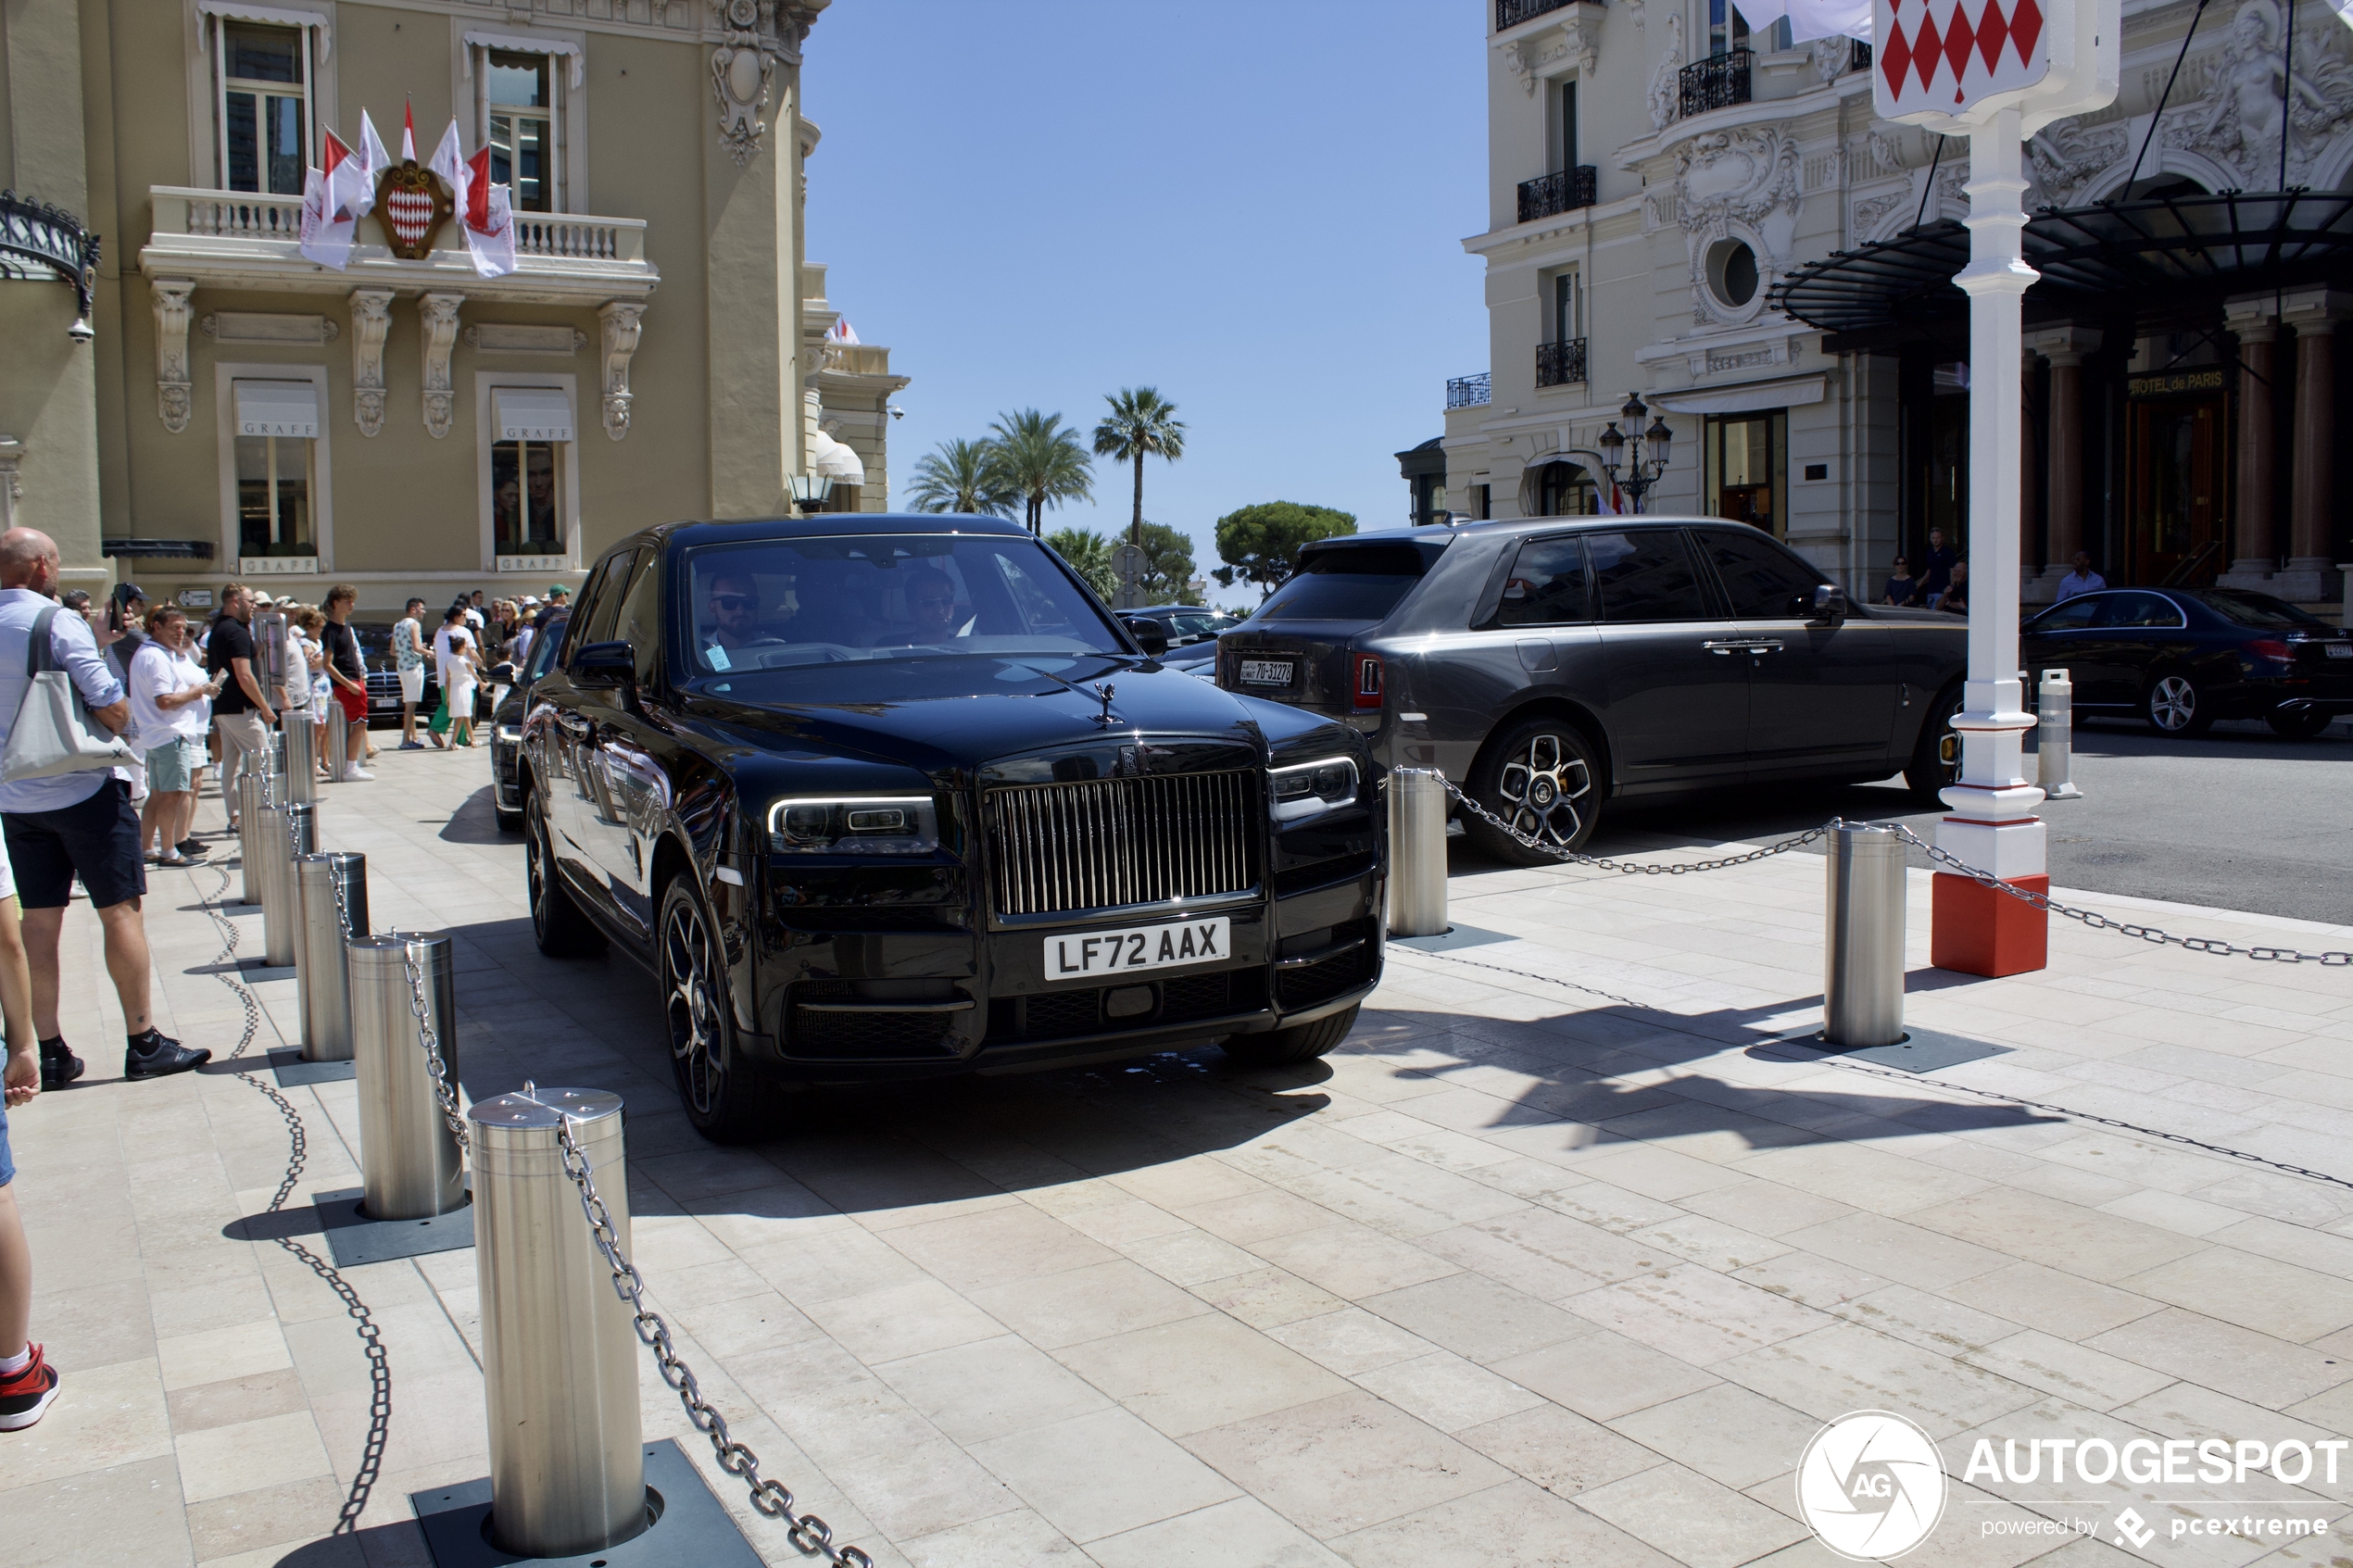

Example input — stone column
[2276,288,2347,602]
[2026,327,2097,598]
[2220,295,2280,587]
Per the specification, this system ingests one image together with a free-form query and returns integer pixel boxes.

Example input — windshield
[1253,546,1430,624]
[2200,590,2332,630]
[683,533,1125,675]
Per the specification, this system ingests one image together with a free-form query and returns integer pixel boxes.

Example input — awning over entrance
[1772,191,2353,338]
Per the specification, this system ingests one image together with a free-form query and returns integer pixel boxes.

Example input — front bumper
[738,868,1384,1085]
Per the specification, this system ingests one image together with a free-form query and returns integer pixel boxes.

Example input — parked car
[349,621,439,728]
[1215,519,1971,864]
[2022,587,2353,738]
[1121,604,1238,647]
[488,619,567,832]
[520,514,1385,1138]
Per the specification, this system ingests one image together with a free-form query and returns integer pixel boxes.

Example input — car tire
[2266,706,2334,740]
[1462,719,1603,865]
[1903,684,1965,803]
[1222,1003,1358,1069]
[526,793,603,957]
[659,876,772,1143]
[2142,672,2213,737]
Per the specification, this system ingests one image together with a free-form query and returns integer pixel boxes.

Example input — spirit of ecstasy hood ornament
[1090,682,1117,726]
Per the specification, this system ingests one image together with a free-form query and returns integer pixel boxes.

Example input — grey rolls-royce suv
[1215,518,1969,864]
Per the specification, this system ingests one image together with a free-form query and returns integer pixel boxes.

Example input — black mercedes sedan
[2022,587,2353,738]
[1216,519,1969,863]
[520,515,1385,1138]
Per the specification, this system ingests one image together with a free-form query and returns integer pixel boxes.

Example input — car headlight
[768,796,941,855]
[1268,756,1360,825]
[494,723,522,746]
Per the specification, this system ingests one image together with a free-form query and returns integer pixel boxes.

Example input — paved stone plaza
[8,746,2353,1566]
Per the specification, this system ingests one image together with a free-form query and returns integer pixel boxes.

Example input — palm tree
[988,409,1094,533]
[908,438,1013,516]
[1092,387,1187,551]
[1044,528,1117,600]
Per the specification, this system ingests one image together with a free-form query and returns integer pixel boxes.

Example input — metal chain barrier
[1383,940,2353,1196]
[193,862,393,1535]
[382,951,857,1561]
[1444,777,2353,966]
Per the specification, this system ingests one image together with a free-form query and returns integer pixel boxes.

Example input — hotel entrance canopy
[1771,190,2353,340]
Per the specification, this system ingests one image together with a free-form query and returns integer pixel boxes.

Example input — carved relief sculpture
[2026,119,2130,205]
[2168,0,2353,186]
[1811,35,1852,83]
[1648,12,1685,132]
[710,0,821,165]
[598,301,644,441]
[1672,128,1805,323]
[1851,188,1911,243]
[349,288,394,438]
[152,280,195,433]
[420,294,464,439]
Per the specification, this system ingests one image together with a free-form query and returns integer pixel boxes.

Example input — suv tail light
[2245,638,2295,664]
[1353,653,1384,710]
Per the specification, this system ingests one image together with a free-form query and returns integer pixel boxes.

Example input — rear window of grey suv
[1255,545,1430,622]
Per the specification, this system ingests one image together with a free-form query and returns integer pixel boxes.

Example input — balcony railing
[148,187,648,263]
[2,188,101,320]
[1447,372,1491,408]
[1536,338,1588,388]
[1497,0,1578,28]
[1679,50,1754,118]
[1517,166,1599,224]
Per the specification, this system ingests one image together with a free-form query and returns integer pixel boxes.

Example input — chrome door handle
[1701,641,1743,656]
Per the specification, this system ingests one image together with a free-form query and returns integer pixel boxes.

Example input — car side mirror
[1811,584,1848,626]
[1122,618,1169,658]
[489,660,518,685]
[571,640,634,687]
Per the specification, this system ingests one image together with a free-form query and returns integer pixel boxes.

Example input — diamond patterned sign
[1873,0,2049,118]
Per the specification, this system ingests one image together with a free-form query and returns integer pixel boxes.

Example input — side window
[1588,530,1712,622]
[2099,591,2182,629]
[1494,536,1593,626]
[610,552,664,683]
[1695,527,1822,619]
[2030,596,2100,631]
[563,551,630,664]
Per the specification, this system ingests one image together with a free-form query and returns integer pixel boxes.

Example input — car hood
[676,656,1347,775]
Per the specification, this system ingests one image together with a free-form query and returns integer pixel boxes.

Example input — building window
[1558,82,1579,172]
[1707,0,1750,56]
[1472,483,1491,521]
[491,386,575,559]
[215,21,311,194]
[231,380,320,562]
[485,51,559,213]
[1704,409,1788,535]
[1528,458,1599,518]
[1553,270,1584,343]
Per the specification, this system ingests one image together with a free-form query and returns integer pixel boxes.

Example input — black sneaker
[0,1346,59,1430]
[176,839,210,859]
[38,1037,82,1090]
[124,1032,209,1081]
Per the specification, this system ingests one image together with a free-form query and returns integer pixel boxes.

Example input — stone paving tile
[6,748,2353,1564]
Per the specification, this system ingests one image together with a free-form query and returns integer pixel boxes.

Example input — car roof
[606,512,1036,559]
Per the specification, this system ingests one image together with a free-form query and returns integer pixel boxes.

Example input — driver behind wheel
[701,569,786,667]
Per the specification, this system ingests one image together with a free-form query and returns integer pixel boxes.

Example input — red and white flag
[298,130,358,269]
[359,110,392,188]
[425,119,516,278]
[827,319,861,345]
[401,100,417,163]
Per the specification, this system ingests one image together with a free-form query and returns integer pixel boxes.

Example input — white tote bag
[0,606,135,784]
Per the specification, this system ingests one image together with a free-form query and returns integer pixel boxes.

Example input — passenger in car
[868,567,967,647]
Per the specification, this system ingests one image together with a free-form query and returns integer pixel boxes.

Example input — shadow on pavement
[436,784,513,846]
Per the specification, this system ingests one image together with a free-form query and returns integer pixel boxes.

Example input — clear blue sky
[800,0,1490,604]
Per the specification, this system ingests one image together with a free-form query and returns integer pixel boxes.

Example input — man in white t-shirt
[392,597,428,749]
[129,606,221,865]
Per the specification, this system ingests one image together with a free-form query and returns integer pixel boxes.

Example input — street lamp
[787,473,834,513]
[1597,393,1672,513]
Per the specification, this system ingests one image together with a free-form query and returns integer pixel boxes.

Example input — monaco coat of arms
[375,160,453,259]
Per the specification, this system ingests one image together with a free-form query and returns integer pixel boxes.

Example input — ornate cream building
[0,0,902,611]
[1446,0,2352,606]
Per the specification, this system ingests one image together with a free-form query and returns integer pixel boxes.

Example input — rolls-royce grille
[987,770,1259,917]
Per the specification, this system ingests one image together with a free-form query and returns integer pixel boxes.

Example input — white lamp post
[1869,0,2118,974]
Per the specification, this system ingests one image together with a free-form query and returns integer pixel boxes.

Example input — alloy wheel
[663,895,726,1119]
[1496,731,1593,850]
[2148,675,2197,732]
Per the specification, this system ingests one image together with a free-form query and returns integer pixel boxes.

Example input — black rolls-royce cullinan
[520,514,1385,1138]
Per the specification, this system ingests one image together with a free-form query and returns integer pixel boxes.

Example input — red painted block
[1931,871,2049,976]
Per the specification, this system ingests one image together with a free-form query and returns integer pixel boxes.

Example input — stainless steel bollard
[347,932,462,1220]
[471,1086,646,1558]
[295,853,369,1061]
[257,803,296,966]
[1823,823,1906,1047]
[2037,668,2083,801]
[282,712,317,803]
[1386,768,1450,938]
[236,772,268,907]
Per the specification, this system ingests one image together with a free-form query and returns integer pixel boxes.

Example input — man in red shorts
[321,584,373,784]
